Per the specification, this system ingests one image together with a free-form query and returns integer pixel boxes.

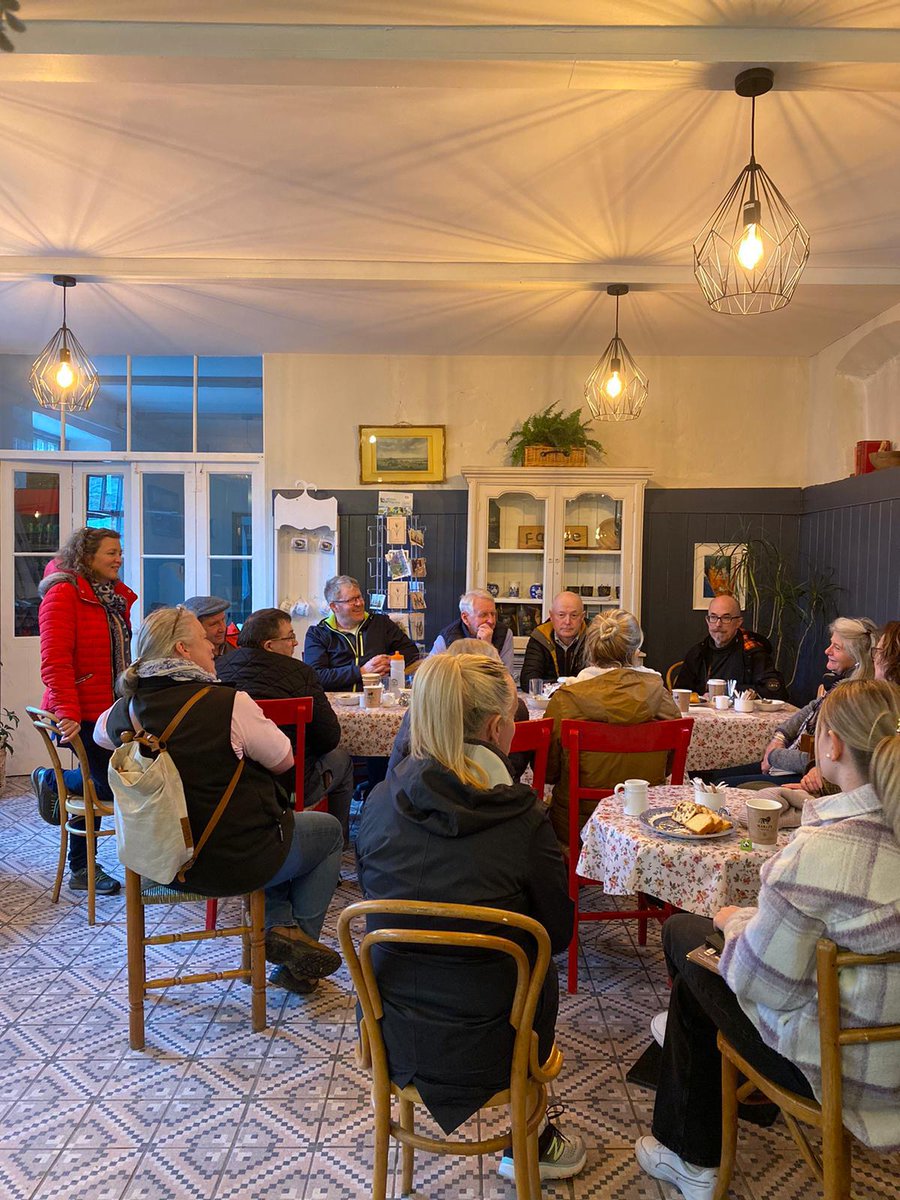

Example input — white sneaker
[635,1135,717,1200]
[650,1010,668,1047]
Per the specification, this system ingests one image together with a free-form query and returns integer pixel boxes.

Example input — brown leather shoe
[265,925,341,978]
[269,965,319,995]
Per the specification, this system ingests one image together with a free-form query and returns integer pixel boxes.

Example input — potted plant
[506,403,604,467]
[0,708,20,790]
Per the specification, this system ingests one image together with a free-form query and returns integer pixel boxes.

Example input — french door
[0,459,265,773]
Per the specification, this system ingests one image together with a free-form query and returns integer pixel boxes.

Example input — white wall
[264,353,810,493]
[807,303,900,485]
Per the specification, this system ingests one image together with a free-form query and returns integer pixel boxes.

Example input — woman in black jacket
[355,653,585,1184]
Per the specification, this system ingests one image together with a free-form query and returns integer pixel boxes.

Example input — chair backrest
[337,898,553,1097]
[26,706,100,808]
[816,937,900,1152]
[561,717,694,881]
[665,660,684,691]
[510,718,553,798]
[255,697,314,811]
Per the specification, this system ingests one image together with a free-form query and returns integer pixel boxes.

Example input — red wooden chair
[509,718,553,799]
[560,717,694,993]
[206,696,315,931]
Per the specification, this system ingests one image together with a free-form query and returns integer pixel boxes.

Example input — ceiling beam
[2,257,899,288]
[5,23,900,89]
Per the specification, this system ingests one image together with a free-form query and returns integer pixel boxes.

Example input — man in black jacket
[675,594,788,700]
[519,591,588,691]
[217,608,355,840]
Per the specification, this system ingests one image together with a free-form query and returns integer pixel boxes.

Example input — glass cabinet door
[485,491,549,640]
[561,491,624,617]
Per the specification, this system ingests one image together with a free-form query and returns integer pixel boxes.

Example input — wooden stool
[125,870,267,1050]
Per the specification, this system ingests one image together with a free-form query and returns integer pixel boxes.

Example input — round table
[576,783,792,918]
[329,696,406,756]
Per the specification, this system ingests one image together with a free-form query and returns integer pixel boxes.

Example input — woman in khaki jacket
[544,610,681,843]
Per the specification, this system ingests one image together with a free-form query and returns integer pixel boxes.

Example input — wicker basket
[523,444,587,467]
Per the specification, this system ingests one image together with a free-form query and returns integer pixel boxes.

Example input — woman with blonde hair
[356,653,585,1183]
[95,606,344,995]
[637,678,900,1198]
[544,609,681,842]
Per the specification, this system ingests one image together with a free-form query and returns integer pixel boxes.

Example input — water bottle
[389,652,405,695]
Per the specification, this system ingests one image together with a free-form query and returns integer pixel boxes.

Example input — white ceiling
[3,3,900,356]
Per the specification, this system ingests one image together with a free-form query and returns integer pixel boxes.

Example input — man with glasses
[183,596,236,662]
[675,593,788,699]
[304,575,420,692]
[217,608,355,845]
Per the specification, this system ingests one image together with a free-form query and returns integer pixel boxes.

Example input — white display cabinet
[274,489,338,655]
[462,467,652,653]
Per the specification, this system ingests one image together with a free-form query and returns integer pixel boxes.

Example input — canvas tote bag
[109,687,244,885]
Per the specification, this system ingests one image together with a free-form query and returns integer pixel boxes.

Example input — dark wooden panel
[277,488,469,650]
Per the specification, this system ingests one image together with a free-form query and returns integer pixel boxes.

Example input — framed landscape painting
[359,425,446,484]
[692,542,746,610]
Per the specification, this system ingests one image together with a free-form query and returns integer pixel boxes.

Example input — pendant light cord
[614,292,620,340]
[60,282,69,350]
[748,94,758,203]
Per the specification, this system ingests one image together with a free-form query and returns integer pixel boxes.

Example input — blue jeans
[40,719,113,872]
[306,747,355,842]
[263,810,343,938]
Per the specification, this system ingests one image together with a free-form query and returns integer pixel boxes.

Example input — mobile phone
[705,930,725,955]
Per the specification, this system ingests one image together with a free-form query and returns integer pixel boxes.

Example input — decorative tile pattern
[0,777,896,1199]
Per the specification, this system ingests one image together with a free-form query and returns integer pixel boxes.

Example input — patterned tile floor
[0,775,895,1200]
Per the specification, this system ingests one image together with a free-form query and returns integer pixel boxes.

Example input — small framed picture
[360,426,446,485]
[692,543,746,610]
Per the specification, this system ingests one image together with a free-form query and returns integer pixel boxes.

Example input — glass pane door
[207,473,253,625]
[140,471,189,613]
[563,492,624,617]
[486,491,548,640]
[12,470,62,637]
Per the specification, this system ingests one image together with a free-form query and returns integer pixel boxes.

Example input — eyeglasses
[706,614,741,625]
[333,595,364,606]
[271,633,298,644]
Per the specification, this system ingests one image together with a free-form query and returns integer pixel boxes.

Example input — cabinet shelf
[494,597,541,605]
[564,547,621,555]
[487,548,544,555]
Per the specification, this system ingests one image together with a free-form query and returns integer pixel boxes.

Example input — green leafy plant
[506,403,604,466]
[0,707,19,755]
[721,536,841,690]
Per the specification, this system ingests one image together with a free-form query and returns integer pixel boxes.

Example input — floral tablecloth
[575,784,792,917]
[524,698,797,774]
[328,698,406,756]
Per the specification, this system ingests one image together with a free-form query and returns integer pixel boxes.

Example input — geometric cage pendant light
[584,284,649,422]
[693,68,810,316]
[29,275,100,412]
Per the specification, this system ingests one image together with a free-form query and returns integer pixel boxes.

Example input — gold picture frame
[359,425,446,485]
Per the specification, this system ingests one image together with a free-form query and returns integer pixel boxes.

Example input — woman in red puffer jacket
[35,526,137,895]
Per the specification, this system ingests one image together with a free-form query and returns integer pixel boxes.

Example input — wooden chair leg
[714,1051,740,1200]
[823,1129,852,1200]
[509,1086,532,1200]
[371,1092,391,1200]
[51,812,67,904]
[84,823,97,927]
[248,890,267,1033]
[125,870,146,1051]
[399,1095,415,1196]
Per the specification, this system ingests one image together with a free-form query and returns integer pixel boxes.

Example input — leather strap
[176,757,245,883]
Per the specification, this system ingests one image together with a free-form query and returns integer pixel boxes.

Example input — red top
[39,568,137,724]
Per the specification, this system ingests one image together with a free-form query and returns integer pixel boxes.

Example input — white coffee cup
[693,782,725,811]
[714,694,732,710]
[361,672,382,689]
[707,678,727,697]
[361,686,382,709]
[614,778,650,816]
[746,796,781,850]
[735,696,756,713]
[672,688,692,714]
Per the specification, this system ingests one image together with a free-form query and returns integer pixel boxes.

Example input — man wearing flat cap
[183,595,236,663]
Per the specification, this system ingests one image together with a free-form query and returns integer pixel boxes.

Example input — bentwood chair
[205,695,315,931]
[665,661,685,691]
[125,871,267,1050]
[560,717,694,992]
[715,938,900,1200]
[338,899,564,1200]
[27,706,117,927]
[510,718,553,799]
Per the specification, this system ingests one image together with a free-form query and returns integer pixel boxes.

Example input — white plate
[334,693,360,706]
[757,699,786,709]
[640,806,736,841]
